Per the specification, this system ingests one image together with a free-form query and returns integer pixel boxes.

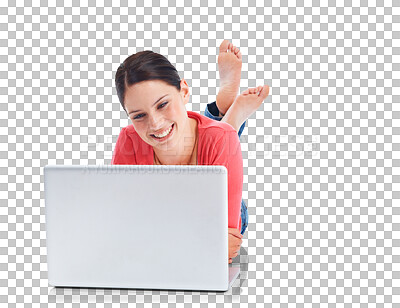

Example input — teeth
[153,125,173,138]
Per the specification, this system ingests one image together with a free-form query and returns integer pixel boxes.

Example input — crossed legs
[215,40,270,133]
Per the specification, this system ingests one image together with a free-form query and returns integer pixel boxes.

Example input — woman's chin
[151,138,177,153]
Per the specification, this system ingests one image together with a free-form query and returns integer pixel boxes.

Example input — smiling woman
[112,43,270,263]
[123,79,197,165]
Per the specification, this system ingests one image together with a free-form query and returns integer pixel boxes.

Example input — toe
[259,85,270,99]
[219,40,230,53]
[241,88,251,95]
[245,87,255,95]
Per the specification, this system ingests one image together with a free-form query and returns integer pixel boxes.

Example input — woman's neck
[153,117,198,165]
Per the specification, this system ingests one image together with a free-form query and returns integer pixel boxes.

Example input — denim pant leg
[240,199,248,235]
[204,101,249,235]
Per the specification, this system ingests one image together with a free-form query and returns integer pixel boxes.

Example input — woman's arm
[206,127,244,262]
[211,129,243,230]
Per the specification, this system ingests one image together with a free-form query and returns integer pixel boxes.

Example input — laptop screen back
[44,165,229,291]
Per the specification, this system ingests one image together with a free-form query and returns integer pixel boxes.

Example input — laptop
[44,165,240,291]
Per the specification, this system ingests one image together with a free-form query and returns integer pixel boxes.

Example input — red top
[111,111,243,230]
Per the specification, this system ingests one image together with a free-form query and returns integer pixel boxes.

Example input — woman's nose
[148,113,162,130]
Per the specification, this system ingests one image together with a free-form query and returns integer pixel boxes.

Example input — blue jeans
[204,102,248,235]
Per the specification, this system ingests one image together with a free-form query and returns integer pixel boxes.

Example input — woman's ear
[180,79,190,105]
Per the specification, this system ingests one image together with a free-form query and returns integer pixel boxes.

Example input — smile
[151,124,174,140]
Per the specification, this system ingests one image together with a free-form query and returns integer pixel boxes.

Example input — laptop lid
[44,165,237,291]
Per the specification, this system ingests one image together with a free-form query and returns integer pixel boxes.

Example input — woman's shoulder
[117,124,152,148]
[188,111,240,162]
[113,124,153,165]
[121,124,137,135]
[187,111,236,135]
[189,111,241,166]
[115,124,141,143]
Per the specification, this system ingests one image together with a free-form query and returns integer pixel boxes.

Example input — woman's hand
[228,228,243,264]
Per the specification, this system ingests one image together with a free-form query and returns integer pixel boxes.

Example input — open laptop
[44,165,240,291]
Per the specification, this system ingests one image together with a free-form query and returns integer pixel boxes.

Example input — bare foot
[221,85,270,132]
[216,40,242,116]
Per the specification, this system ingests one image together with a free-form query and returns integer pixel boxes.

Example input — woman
[112,40,269,263]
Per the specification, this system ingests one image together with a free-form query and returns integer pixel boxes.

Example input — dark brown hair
[115,51,181,112]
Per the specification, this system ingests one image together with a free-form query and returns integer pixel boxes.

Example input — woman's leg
[216,40,242,116]
[204,85,270,234]
[240,199,248,235]
[209,41,269,235]
[204,101,246,138]
[220,85,270,133]
[213,39,247,136]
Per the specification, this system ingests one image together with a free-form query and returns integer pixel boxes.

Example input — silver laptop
[44,165,240,291]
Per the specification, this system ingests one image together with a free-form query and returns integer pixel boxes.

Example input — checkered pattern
[1,0,399,306]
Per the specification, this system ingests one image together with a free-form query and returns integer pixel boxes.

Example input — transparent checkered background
[1,0,399,306]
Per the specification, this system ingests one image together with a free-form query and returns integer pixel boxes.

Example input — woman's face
[123,79,190,152]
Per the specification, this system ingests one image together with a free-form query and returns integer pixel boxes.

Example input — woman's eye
[133,114,145,120]
[131,102,167,120]
[158,102,168,109]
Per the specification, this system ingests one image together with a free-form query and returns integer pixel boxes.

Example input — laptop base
[228,266,240,288]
